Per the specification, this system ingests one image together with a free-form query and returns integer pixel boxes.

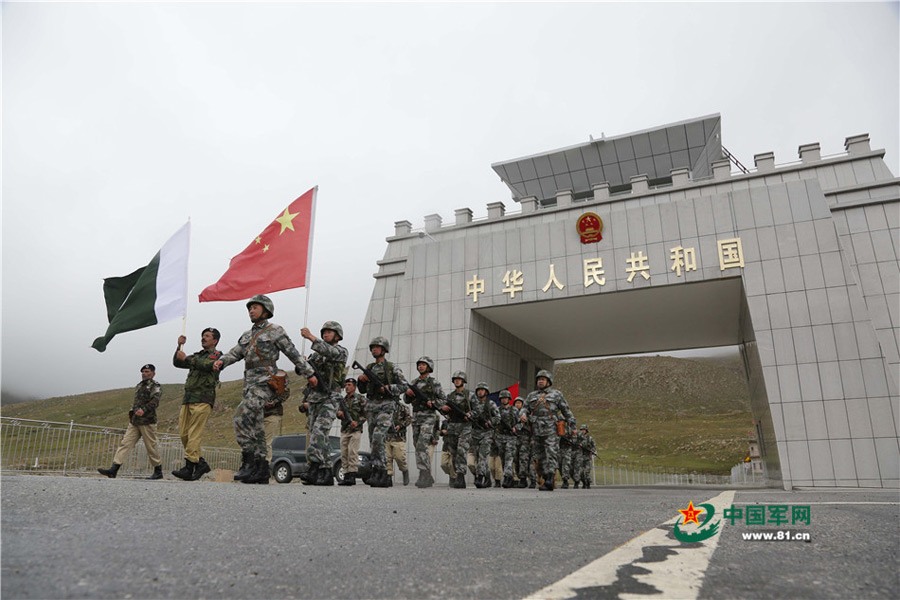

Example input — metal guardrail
[0,417,241,478]
[590,460,768,487]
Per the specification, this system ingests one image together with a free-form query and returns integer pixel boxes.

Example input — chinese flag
[199,187,316,302]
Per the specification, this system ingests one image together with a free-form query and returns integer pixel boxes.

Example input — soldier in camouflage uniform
[495,390,519,488]
[440,371,475,489]
[357,336,407,488]
[579,424,596,489]
[298,321,348,486]
[513,397,536,488]
[558,423,578,489]
[403,356,446,488]
[338,377,367,486]
[572,424,587,488]
[469,382,500,489]
[214,295,314,485]
[98,364,164,480]
[171,329,222,481]
[523,370,575,491]
[439,418,456,479]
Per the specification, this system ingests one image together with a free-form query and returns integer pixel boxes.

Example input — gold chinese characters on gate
[465,236,745,303]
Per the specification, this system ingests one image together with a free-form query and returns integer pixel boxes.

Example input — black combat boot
[402,470,410,486]
[242,458,269,484]
[98,463,121,478]
[584,480,591,489]
[494,478,501,488]
[414,469,427,488]
[517,478,527,488]
[453,474,466,488]
[191,457,211,481]
[365,467,380,487]
[561,478,569,489]
[316,467,334,486]
[146,466,163,480]
[539,474,555,491]
[573,480,581,489]
[300,462,320,485]
[474,474,485,488]
[502,475,514,488]
[172,460,195,480]
[423,470,434,488]
[339,472,356,486]
[384,474,393,487]
[528,478,536,489]
[234,451,253,481]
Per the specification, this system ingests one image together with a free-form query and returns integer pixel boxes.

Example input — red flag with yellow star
[199,187,316,302]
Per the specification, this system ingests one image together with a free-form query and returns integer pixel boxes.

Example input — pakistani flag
[92,222,190,352]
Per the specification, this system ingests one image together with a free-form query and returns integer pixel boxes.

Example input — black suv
[269,434,373,484]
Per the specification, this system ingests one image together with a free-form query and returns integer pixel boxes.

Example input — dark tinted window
[328,436,341,450]
[272,435,306,451]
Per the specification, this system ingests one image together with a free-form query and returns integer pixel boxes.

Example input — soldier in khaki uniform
[172,328,222,481]
[98,364,163,480]
[385,402,413,486]
[214,295,315,485]
[337,377,367,486]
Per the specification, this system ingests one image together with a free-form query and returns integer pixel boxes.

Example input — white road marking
[524,490,735,600]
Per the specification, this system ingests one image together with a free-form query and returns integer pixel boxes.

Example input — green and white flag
[92,222,190,352]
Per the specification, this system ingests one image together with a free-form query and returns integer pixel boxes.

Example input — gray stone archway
[355,116,899,490]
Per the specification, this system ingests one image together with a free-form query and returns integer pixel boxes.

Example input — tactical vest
[311,352,348,392]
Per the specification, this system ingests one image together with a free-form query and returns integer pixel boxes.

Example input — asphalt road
[1,475,897,599]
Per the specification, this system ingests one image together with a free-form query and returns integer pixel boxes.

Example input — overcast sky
[3,1,898,402]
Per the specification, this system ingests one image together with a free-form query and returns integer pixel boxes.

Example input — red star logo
[679,501,704,526]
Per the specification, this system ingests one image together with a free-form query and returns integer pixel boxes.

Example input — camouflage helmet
[536,369,553,385]
[513,396,524,405]
[416,356,435,373]
[246,294,274,317]
[499,390,512,400]
[475,382,490,393]
[321,321,343,341]
[369,336,390,353]
[580,424,589,431]
[451,370,467,383]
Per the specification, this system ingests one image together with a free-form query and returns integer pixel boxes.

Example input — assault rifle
[352,360,388,395]
[574,439,598,457]
[442,397,471,421]
[337,396,360,431]
[405,380,439,412]
[306,361,330,395]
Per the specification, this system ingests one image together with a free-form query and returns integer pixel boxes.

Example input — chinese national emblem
[577,212,603,244]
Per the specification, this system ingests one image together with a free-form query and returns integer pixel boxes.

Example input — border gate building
[353,114,899,490]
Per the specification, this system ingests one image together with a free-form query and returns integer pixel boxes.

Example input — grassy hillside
[0,378,309,449]
[2,356,753,474]
[556,355,753,474]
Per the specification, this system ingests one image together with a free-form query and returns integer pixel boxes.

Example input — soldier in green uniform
[469,382,500,489]
[559,423,578,489]
[98,364,163,480]
[513,397,536,488]
[337,377,367,486]
[495,390,519,488]
[214,295,315,485]
[403,356,446,488]
[523,370,575,491]
[171,329,222,481]
[440,371,475,489]
[357,336,407,488]
[298,321,348,486]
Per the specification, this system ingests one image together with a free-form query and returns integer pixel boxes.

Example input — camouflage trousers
[366,400,395,469]
[306,392,338,466]
[495,433,518,478]
[412,411,437,474]
[580,452,593,484]
[470,428,493,478]
[559,444,573,479]
[443,421,472,479]
[234,372,273,460]
[517,436,536,481]
[533,432,561,477]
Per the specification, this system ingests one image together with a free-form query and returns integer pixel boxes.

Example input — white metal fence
[0,417,241,478]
